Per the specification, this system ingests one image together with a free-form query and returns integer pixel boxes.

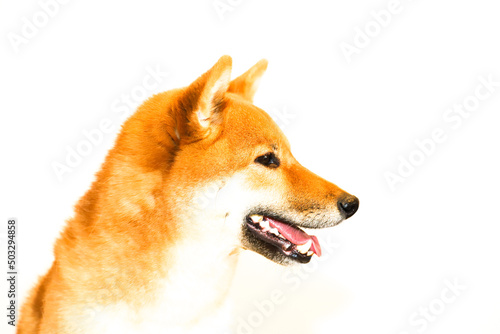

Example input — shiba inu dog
[18,56,358,333]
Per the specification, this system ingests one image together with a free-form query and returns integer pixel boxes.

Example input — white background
[1,0,500,333]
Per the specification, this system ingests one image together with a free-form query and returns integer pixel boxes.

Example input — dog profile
[18,56,359,333]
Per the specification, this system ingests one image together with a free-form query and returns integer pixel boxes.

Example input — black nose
[337,195,359,219]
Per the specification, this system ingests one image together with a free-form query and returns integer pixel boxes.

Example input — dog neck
[55,158,242,330]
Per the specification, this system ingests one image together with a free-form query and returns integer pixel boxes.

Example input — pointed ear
[228,59,268,102]
[177,56,232,138]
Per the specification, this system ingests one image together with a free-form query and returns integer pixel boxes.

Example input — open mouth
[245,214,322,263]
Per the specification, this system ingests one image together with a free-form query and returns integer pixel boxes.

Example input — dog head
[112,56,358,265]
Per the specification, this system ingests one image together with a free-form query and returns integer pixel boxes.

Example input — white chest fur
[73,178,248,333]
[75,235,239,334]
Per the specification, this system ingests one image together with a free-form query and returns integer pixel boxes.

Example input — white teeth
[259,219,270,231]
[252,217,285,238]
[296,240,313,254]
[249,215,314,255]
[250,215,263,223]
[269,228,280,236]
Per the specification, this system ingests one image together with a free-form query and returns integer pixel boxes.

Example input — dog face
[114,56,358,266]
[214,98,359,265]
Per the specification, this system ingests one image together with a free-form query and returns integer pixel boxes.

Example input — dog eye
[255,152,280,168]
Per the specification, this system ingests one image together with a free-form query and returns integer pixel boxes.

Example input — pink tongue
[267,218,322,257]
